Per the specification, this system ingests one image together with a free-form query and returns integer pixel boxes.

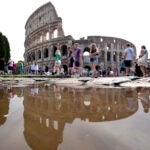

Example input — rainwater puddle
[0,83,150,150]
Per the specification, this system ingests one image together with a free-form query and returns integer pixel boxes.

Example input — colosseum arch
[31,52,35,61]
[38,50,41,59]
[113,51,117,62]
[52,46,57,57]
[61,45,67,56]
[44,48,49,58]
[107,51,111,61]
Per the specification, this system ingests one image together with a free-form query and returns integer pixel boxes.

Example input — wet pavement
[0,77,150,150]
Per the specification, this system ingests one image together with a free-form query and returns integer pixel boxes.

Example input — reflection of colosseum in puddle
[24,2,136,73]
[0,89,9,126]
[23,86,138,149]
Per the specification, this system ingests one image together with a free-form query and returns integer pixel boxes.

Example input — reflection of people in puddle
[18,87,23,97]
[53,85,62,110]
[7,87,15,100]
[138,87,150,113]
[30,85,39,95]
[124,89,137,112]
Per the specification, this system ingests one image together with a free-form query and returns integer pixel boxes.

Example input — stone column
[41,48,44,62]
[35,50,38,61]
[104,43,107,68]
[110,43,114,68]
[116,51,120,76]
[57,23,64,37]
[49,29,51,41]
[104,51,107,69]
[41,32,44,43]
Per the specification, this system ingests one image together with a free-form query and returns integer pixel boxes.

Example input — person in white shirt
[123,43,135,76]
[8,58,13,74]
[30,62,35,74]
[137,45,148,77]
[34,62,39,75]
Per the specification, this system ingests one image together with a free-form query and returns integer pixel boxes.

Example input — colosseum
[24,2,136,75]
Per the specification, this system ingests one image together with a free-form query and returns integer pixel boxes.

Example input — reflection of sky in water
[0,85,150,150]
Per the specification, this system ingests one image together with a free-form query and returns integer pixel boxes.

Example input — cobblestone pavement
[0,76,150,88]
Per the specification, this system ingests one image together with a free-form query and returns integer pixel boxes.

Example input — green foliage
[0,32,11,62]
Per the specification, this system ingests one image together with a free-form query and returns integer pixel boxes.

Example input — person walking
[137,45,148,77]
[123,43,135,76]
[30,62,35,74]
[7,58,13,74]
[73,43,82,77]
[89,43,99,78]
[55,49,61,75]
[13,61,17,74]
[68,46,74,75]
[34,62,39,75]
[120,59,126,76]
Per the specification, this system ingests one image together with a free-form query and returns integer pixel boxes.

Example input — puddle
[0,83,150,150]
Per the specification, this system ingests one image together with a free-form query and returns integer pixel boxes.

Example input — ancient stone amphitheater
[24,2,136,74]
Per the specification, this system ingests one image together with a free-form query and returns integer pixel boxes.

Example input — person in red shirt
[13,61,17,74]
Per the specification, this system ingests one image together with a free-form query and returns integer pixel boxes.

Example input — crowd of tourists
[26,42,149,77]
[0,58,24,75]
[44,42,149,78]
[0,43,149,77]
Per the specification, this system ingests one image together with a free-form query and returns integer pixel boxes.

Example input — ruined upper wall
[25,2,60,37]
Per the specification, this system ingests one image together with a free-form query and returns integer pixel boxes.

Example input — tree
[0,32,11,63]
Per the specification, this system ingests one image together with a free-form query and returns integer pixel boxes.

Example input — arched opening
[27,55,31,63]
[100,38,103,42]
[113,52,117,62]
[107,51,111,61]
[31,52,35,61]
[44,48,49,58]
[46,32,49,40]
[52,29,58,39]
[38,50,41,59]
[45,66,49,72]
[53,46,57,57]
[61,45,67,56]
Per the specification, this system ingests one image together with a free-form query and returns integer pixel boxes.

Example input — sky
[0,0,150,62]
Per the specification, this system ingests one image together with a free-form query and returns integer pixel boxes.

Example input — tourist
[19,62,23,74]
[89,43,99,78]
[73,43,82,77]
[7,58,13,74]
[13,61,17,74]
[34,62,39,75]
[123,43,135,76]
[68,46,74,75]
[55,48,61,75]
[120,59,126,76]
[30,62,35,74]
[137,45,148,77]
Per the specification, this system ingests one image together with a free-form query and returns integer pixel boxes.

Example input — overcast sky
[0,0,150,62]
